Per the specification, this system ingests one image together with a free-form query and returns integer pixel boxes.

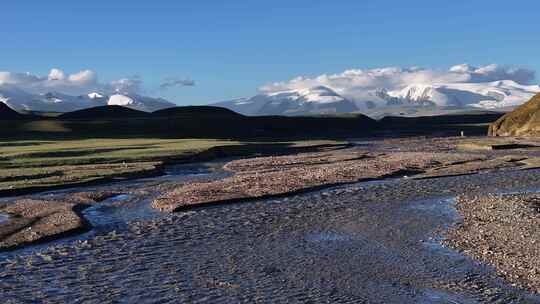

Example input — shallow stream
[2,163,540,302]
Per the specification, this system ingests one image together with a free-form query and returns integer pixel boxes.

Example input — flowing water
[2,164,540,302]
[0,213,8,224]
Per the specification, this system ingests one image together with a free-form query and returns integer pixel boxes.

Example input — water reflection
[0,213,9,224]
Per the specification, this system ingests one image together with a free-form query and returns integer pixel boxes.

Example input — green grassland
[0,106,503,194]
[0,137,343,194]
[0,110,364,194]
[0,138,230,192]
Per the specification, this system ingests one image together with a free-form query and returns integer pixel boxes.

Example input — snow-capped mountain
[214,86,358,116]
[105,94,174,112]
[0,86,175,113]
[215,81,540,117]
[375,80,540,110]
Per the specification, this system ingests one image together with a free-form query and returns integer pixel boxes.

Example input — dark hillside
[3,111,377,140]
[0,103,27,120]
[379,112,505,136]
[59,105,150,120]
[152,106,242,117]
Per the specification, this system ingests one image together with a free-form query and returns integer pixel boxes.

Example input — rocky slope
[489,93,540,136]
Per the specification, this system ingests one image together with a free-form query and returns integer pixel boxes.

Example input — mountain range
[214,86,358,116]
[215,80,540,117]
[0,86,175,113]
[1,78,540,117]
[376,80,540,109]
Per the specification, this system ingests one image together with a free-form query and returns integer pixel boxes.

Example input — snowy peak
[0,86,175,113]
[88,92,104,99]
[378,84,442,106]
[108,94,135,107]
[376,81,540,109]
[297,86,346,103]
[215,80,540,117]
[214,86,357,116]
[268,86,344,102]
[391,85,437,102]
[106,93,174,112]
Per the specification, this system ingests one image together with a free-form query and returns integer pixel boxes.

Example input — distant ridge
[59,105,150,120]
[152,106,242,117]
[0,102,27,120]
[380,112,504,126]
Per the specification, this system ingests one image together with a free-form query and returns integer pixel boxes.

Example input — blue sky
[1,0,539,105]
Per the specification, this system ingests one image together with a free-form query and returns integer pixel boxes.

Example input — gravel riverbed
[446,192,540,294]
[2,168,540,303]
[2,137,540,303]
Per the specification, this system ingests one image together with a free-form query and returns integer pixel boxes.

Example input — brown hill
[489,93,540,136]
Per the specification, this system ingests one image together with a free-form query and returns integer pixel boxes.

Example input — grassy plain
[0,137,342,194]
[0,105,503,194]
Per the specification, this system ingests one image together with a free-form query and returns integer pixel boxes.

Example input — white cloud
[110,76,143,94]
[259,64,536,102]
[0,71,41,86]
[449,64,473,73]
[159,77,195,90]
[0,69,183,98]
[469,64,535,84]
[48,68,66,81]
[0,69,102,95]
[67,69,97,85]
[0,68,196,97]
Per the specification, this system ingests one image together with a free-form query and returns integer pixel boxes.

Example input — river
[1,161,540,303]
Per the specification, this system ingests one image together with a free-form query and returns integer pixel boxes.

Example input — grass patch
[0,138,237,192]
[0,138,343,193]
